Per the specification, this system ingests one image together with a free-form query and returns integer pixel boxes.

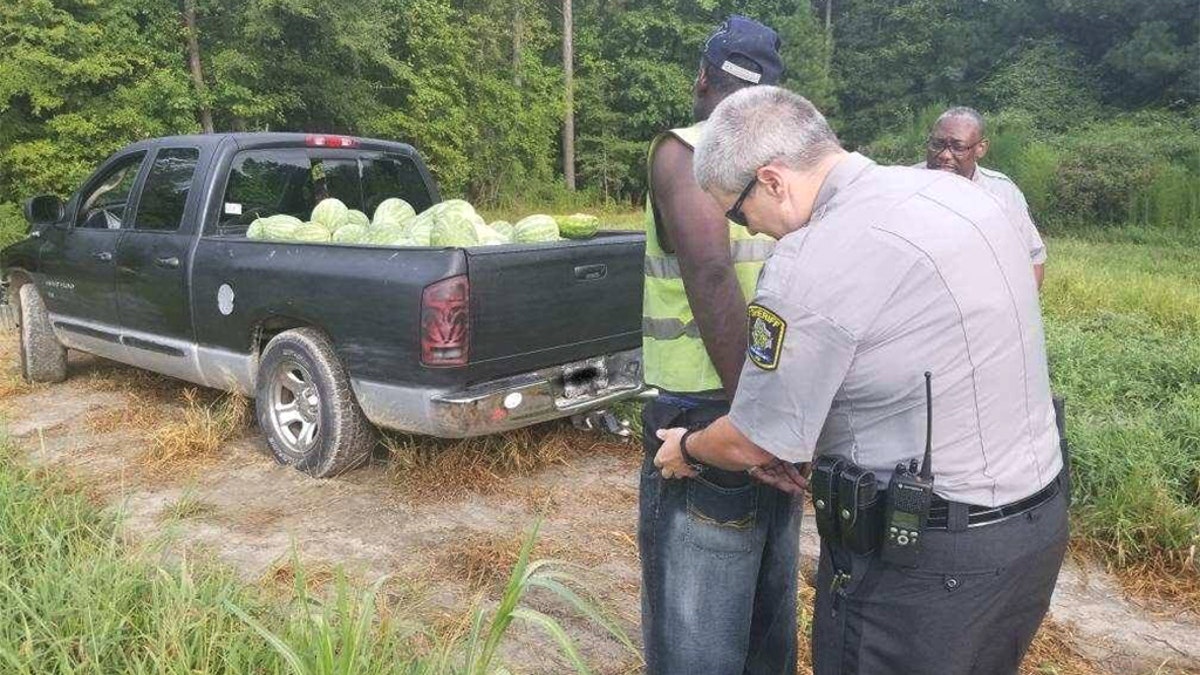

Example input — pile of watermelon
[246,197,600,248]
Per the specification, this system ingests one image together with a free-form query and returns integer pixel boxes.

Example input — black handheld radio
[881,372,936,567]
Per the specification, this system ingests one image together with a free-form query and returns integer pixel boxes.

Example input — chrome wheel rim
[268,359,321,457]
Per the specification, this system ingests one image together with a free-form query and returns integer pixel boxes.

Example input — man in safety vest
[638,16,800,675]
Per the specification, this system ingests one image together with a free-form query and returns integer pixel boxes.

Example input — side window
[219,149,313,230]
[76,152,147,229]
[133,148,200,232]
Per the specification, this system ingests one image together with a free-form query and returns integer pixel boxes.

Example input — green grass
[1042,235,1200,574]
[0,437,635,674]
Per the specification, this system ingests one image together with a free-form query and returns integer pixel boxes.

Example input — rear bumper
[351,348,644,438]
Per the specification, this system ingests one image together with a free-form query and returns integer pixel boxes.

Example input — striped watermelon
[513,214,560,243]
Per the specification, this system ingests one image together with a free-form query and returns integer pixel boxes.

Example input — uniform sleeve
[1005,186,1047,265]
[728,290,857,463]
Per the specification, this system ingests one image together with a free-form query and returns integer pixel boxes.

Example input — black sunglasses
[725,174,758,228]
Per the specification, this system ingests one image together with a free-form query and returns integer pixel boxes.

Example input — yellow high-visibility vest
[642,123,774,393]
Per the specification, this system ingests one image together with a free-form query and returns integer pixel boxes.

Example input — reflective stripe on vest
[644,238,777,279]
[642,123,774,393]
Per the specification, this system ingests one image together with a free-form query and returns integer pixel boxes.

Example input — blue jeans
[638,398,803,675]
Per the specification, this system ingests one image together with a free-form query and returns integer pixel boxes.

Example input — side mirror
[23,195,65,227]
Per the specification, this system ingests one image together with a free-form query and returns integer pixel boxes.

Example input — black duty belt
[925,476,1061,530]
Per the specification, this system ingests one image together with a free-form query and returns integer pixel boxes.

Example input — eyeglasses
[927,138,983,158]
[725,175,758,228]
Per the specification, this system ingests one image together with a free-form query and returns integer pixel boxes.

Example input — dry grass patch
[139,388,251,473]
[85,392,161,433]
[382,422,635,502]
[1071,539,1200,613]
[1022,620,1101,675]
[81,359,186,403]
[0,335,42,402]
[432,528,574,593]
[1113,558,1200,616]
[262,555,340,595]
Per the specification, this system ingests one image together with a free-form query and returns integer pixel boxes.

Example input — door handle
[93,251,113,262]
[574,264,608,281]
[154,256,181,269]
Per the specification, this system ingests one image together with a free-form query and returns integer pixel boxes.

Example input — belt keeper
[948,502,970,532]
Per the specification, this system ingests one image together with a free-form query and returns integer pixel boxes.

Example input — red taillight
[305,134,360,149]
[421,275,470,367]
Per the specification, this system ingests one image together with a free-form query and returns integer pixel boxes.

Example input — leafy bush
[980,40,1101,133]
[0,203,27,249]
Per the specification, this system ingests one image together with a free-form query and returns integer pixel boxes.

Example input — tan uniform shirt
[732,153,1061,506]
[912,163,1047,264]
[973,166,1047,264]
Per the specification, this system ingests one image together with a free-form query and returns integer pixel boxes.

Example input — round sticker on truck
[218,284,236,316]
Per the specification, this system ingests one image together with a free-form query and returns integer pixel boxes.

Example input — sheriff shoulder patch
[747,303,787,370]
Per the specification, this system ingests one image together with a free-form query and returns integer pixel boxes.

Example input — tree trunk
[824,0,834,74]
[562,0,576,191]
[183,0,214,134]
[513,0,523,88]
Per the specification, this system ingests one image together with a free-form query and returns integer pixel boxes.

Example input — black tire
[17,284,67,384]
[255,328,375,478]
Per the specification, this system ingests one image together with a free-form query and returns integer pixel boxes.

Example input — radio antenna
[920,371,933,480]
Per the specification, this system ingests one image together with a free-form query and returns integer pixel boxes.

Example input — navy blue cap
[703,15,784,86]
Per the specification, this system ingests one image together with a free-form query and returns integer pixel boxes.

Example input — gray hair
[935,106,986,136]
[694,86,841,195]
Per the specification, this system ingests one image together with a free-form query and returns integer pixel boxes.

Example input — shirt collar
[811,152,875,220]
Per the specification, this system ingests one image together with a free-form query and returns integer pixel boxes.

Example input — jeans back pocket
[685,477,759,555]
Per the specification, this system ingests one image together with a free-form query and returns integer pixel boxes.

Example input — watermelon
[474,222,510,246]
[346,209,370,228]
[431,209,480,247]
[332,223,369,244]
[405,211,435,246]
[373,198,416,227]
[439,199,475,218]
[291,222,333,242]
[490,221,515,240]
[311,198,349,232]
[247,214,303,240]
[513,214,560,243]
[557,213,599,239]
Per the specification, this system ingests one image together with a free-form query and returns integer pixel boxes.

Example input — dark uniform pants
[639,398,803,675]
[812,477,1069,675]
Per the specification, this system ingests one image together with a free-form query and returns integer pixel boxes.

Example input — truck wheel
[17,284,67,384]
[256,328,375,478]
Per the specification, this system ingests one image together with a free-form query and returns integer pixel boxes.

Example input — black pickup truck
[3,133,644,477]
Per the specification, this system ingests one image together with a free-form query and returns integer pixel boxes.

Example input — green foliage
[1047,112,1200,230]
[776,7,835,112]
[980,40,1101,132]
[0,0,1194,221]
[0,0,197,199]
[1042,238,1200,571]
[0,203,25,249]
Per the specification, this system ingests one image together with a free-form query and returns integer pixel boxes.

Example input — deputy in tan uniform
[920,106,1047,289]
[654,87,1068,674]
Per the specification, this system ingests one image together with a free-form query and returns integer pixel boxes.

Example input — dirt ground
[2,345,1197,674]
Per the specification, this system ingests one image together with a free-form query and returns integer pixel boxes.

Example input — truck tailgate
[464,232,643,382]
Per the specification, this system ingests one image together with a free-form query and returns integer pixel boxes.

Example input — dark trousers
[812,478,1069,675]
[638,398,803,675]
